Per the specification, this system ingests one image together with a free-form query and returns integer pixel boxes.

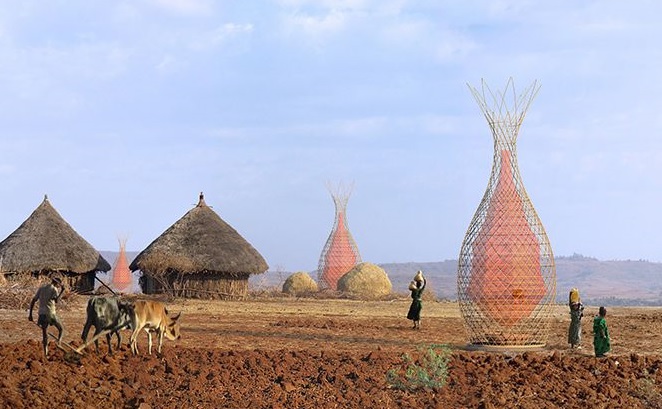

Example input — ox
[81,296,134,354]
[129,300,181,355]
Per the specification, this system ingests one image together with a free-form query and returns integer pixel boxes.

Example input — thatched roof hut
[130,193,268,299]
[0,195,110,292]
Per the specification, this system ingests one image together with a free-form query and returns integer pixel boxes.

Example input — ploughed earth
[2,292,662,408]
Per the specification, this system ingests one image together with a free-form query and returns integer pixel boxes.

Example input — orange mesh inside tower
[319,212,359,290]
[467,150,546,326]
[111,243,132,293]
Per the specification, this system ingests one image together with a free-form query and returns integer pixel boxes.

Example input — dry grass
[338,262,393,299]
[282,272,318,295]
[0,275,82,311]
[630,377,662,407]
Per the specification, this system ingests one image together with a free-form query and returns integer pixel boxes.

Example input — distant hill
[378,254,662,306]
[100,251,140,266]
[100,251,662,305]
[252,254,662,306]
[552,254,662,306]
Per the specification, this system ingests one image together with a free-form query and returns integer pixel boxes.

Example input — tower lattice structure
[317,183,361,290]
[457,78,556,348]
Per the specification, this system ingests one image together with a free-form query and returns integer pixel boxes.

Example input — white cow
[129,300,181,355]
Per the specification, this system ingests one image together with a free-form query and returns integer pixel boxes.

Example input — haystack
[282,271,318,295]
[0,195,110,292]
[337,262,392,299]
[130,193,268,299]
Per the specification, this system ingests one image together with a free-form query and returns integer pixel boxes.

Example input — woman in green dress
[406,274,426,329]
[593,306,610,357]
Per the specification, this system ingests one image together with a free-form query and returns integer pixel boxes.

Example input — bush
[0,275,81,310]
[386,344,451,391]
[631,377,662,407]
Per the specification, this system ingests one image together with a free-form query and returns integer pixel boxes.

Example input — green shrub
[386,344,451,391]
[631,377,662,407]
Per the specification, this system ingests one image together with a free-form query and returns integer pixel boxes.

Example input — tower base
[464,343,546,352]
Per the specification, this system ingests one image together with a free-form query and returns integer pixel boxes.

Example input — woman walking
[406,270,426,329]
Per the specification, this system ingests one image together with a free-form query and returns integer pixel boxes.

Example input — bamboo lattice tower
[457,78,556,348]
[111,237,132,293]
[317,183,362,290]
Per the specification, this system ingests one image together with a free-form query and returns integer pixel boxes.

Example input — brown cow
[129,300,181,355]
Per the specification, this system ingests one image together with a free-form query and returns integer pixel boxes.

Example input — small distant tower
[111,237,132,293]
[317,183,362,290]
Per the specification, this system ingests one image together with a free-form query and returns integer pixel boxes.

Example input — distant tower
[317,183,362,290]
[111,237,132,293]
[457,78,556,348]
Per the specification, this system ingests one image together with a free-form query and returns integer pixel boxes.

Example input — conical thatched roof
[129,193,268,276]
[0,195,110,274]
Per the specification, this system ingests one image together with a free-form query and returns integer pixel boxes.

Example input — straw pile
[282,271,318,295]
[337,262,392,299]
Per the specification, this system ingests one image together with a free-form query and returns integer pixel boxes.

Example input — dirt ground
[2,294,662,408]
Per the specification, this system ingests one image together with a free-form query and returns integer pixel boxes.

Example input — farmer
[28,276,66,357]
[593,306,611,358]
[568,288,584,349]
[406,270,426,329]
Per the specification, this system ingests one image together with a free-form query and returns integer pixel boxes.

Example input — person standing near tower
[593,306,611,358]
[568,288,584,349]
[407,270,426,329]
[28,276,66,357]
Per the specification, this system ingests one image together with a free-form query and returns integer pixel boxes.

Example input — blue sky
[0,0,660,272]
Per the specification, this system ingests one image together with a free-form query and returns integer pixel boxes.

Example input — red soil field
[2,294,662,408]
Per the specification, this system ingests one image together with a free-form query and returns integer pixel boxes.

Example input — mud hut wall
[139,274,160,295]
[177,274,249,300]
[140,272,249,300]
[69,273,96,294]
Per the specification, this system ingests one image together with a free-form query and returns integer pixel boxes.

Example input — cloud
[275,0,369,10]
[621,151,662,180]
[205,113,464,147]
[0,163,15,176]
[146,0,213,16]
[274,0,387,47]
[189,23,254,51]
[155,53,186,73]
[378,17,476,62]
[0,39,136,121]
[283,9,347,45]
[275,2,476,62]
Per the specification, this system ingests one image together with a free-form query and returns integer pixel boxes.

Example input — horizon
[104,249,661,270]
[101,250,662,305]
[2,2,661,272]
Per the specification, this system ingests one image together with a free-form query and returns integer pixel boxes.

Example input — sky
[0,0,661,272]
